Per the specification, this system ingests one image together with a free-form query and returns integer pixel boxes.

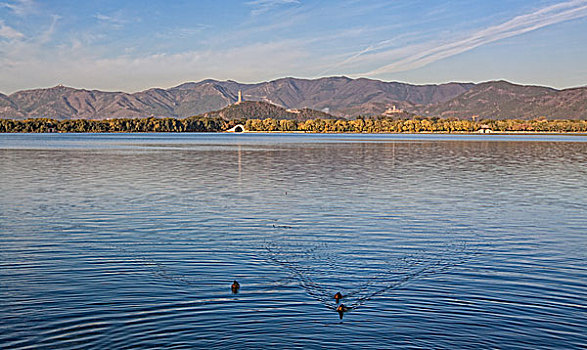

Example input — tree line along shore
[1,116,586,133]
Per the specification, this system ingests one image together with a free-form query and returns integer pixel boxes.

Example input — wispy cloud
[246,0,300,15]
[0,36,311,93]
[361,0,587,76]
[156,24,211,39]
[0,20,24,39]
[38,14,59,43]
[0,0,36,16]
[1,1,585,93]
[95,11,132,29]
[0,13,59,70]
[319,34,411,76]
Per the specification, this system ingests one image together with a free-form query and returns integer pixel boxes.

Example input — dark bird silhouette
[334,292,343,303]
[231,280,240,294]
[336,304,349,319]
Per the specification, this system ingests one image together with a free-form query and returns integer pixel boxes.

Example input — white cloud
[0,20,24,39]
[0,0,36,16]
[361,0,587,76]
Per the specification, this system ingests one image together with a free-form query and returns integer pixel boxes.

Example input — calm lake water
[1,133,586,349]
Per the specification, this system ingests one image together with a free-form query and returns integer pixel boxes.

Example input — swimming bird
[336,304,349,319]
[334,292,343,303]
[231,280,240,294]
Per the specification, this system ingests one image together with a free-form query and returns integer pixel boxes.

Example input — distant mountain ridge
[1,77,585,120]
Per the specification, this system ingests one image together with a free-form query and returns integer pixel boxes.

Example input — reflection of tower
[237,90,243,104]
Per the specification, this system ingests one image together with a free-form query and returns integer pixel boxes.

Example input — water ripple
[1,134,586,349]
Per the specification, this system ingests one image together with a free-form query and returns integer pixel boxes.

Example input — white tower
[237,90,242,104]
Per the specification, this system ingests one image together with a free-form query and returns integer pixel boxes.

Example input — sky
[0,0,586,94]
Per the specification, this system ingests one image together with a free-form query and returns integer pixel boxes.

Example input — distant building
[236,90,243,104]
[383,105,403,116]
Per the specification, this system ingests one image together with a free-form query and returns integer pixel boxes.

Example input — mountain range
[1,77,585,120]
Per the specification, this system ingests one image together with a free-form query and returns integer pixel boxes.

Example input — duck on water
[231,282,348,319]
[231,280,240,294]
[336,304,349,319]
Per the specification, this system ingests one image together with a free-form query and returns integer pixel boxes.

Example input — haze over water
[1,133,586,349]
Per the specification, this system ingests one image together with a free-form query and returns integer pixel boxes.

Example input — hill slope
[201,101,335,121]
[417,81,587,120]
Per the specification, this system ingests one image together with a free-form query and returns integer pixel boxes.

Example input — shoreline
[233,130,587,135]
[2,131,587,136]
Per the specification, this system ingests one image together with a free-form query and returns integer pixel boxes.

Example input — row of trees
[481,119,587,132]
[1,116,586,133]
[244,117,587,133]
[0,117,225,133]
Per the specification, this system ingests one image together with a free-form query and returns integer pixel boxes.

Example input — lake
[1,133,586,349]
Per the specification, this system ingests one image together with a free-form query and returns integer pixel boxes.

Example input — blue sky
[0,0,586,93]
